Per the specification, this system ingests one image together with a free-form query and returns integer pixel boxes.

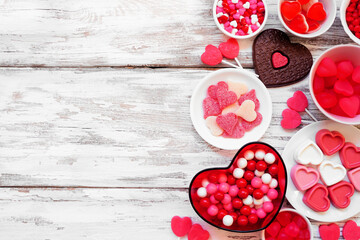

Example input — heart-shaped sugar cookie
[235,100,257,122]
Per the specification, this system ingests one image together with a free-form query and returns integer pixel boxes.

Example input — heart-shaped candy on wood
[291,164,319,191]
[253,29,312,87]
[340,142,360,169]
[219,38,240,59]
[319,223,340,240]
[171,216,193,237]
[315,129,345,156]
[343,220,360,240]
[189,142,287,232]
[328,181,354,209]
[303,183,330,212]
[348,166,360,191]
[188,224,210,240]
[201,45,223,66]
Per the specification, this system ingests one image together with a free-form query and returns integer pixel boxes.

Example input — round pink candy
[256,208,266,219]
[218,173,228,183]
[267,189,278,200]
[219,182,230,193]
[207,205,219,216]
[223,203,233,211]
[251,177,262,188]
[251,208,257,214]
[257,2,264,7]
[222,194,232,204]
[229,185,239,197]
[260,184,269,194]
[206,183,218,195]
[263,202,274,213]
[210,195,220,204]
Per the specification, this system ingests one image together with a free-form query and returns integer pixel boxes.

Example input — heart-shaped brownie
[189,142,287,232]
[253,29,313,87]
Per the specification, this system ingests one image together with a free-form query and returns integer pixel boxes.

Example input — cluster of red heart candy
[280,0,326,34]
[171,216,210,240]
[281,91,308,130]
[265,210,310,240]
[320,221,360,240]
[346,0,360,39]
[313,57,360,118]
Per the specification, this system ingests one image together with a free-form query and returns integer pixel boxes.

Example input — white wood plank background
[0,0,358,239]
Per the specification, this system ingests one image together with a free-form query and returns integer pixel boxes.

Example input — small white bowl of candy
[213,0,268,39]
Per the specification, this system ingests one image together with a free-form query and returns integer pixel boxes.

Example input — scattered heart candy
[188,224,210,240]
[287,91,308,112]
[201,45,223,66]
[319,223,340,240]
[171,216,193,237]
[343,220,360,240]
[219,38,239,59]
[208,81,228,100]
[217,87,238,110]
[281,109,301,129]
[271,52,289,69]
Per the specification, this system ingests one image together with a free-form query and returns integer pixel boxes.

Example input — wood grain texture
[0,0,353,67]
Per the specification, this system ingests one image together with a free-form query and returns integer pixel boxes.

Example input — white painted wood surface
[0,0,358,239]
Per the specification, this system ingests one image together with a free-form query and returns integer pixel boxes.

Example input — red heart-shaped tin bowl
[189,142,287,233]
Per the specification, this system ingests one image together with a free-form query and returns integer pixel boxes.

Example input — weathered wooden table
[0,0,358,239]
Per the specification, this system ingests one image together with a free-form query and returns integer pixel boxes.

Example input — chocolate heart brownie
[253,29,313,87]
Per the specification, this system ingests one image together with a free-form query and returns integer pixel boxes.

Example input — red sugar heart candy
[317,57,337,77]
[328,181,354,209]
[315,129,345,156]
[272,52,289,69]
[287,91,308,112]
[203,97,221,119]
[238,89,260,111]
[219,38,239,59]
[207,81,228,99]
[171,216,192,237]
[281,109,301,129]
[319,223,340,240]
[343,220,360,240]
[289,14,309,34]
[324,76,337,88]
[334,79,354,96]
[292,215,307,229]
[188,224,210,240]
[216,113,238,135]
[352,66,360,83]
[222,121,245,138]
[337,60,354,79]
[201,45,223,66]
[340,142,360,169]
[281,1,301,21]
[307,2,326,21]
[216,88,237,110]
[277,211,293,227]
[313,75,325,94]
[265,221,281,237]
[316,91,337,109]
[303,183,330,212]
[284,222,300,238]
[339,96,359,118]
[242,112,263,131]
[307,18,321,32]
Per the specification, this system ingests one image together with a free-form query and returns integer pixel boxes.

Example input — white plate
[283,120,360,222]
[190,68,272,150]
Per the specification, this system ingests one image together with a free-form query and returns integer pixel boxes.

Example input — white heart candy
[294,140,323,166]
[243,2,250,9]
[205,116,223,136]
[228,81,248,98]
[235,100,257,122]
[319,161,346,186]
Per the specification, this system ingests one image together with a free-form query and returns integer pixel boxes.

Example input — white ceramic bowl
[190,68,272,150]
[277,0,336,38]
[213,0,268,39]
[340,0,360,45]
[309,44,360,125]
[261,208,313,240]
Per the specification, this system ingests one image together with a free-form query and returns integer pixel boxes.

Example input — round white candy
[237,158,248,169]
[269,179,278,189]
[244,150,254,160]
[197,187,207,198]
[243,195,253,205]
[202,179,210,187]
[255,203,263,209]
[249,203,255,208]
[255,170,264,177]
[223,215,234,226]
[264,196,271,202]
[264,153,276,164]
[254,197,264,205]
[261,173,272,184]
[233,168,245,179]
[255,149,265,160]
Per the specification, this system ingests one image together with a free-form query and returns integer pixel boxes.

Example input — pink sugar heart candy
[222,121,245,138]
[339,96,359,118]
[287,91,308,112]
[216,88,237,110]
[171,216,193,237]
[219,38,240,59]
[242,112,262,131]
[316,57,337,77]
[216,113,238,135]
[207,81,228,99]
[201,45,223,66]
[337,60,354,79]
[281,109,301,130]
[334,79,354,96]
[238,89,260,111]
[203,97,221,119]
[352,66,360,83]
[313,75,325,94]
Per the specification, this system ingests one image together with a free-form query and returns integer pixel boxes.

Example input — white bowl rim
[340,0,360,45]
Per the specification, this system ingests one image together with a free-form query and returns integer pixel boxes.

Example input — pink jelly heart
[216,113,238,135]
[281,1,301,21]
[208,81,228,100]
[201,45,223,66]
[287,91,308,112]
[348,166,360,191]
[265,221,281,237]
[317,57,337,77]
[242,112,262,131]
[203,97,221,119]
[337,60,354,79]
[303,183,330,212]
[292,215,307,230]
[324,76,337,88]
[272,52,289,69]
[171,216,193,237]
[316,91,337,109]
[219,38,239,59]
[216,88,237,110]
[281,109,301,130]
[284,222,300,238]
[328,181,354,209]
[319,223,340,240]
[343,220,360,240]
[222,121,245,138]
[315,129,345,156]
[307,2,326,21]
[352,66,360,83]
[313,75,325,94]
[188,224,210,240]
[340,142,360,169]
[238,89,260,111]
[277,211,292,227]
[334,79,354,96]
[291,164,320,191]
[339,96,359,118]
[289,14,309,34]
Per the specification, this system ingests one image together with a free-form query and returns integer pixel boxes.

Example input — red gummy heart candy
[277,228,294,240]
[298,229,310,240]
[265,221,281,237]
[219,38,239,59]
[298,0,310,5]
[307,2,326,21]
[281,1,301,21]
[281,109,301,129]
[307,18,321,32]
[316,91,337,109]
[272,52,289,69]
[222,121,245,138]
[216,88,237,110]
[317,57,337,77]
[352,66,360,83]
[284,222,300,238]
[330,103,348,117]
[324,76,337,88]
[242,112,263,131]
[201,45,223,66]
[277,211,293,226]
[171,216,192,237]
[203,97,221,119]
[238,89,260,111]
[313,75,325,94]
[208,81,228,99]
[292,215,307,229]
[343,220,360,240]
[216,113,238,135]
[319,223,340,240]
[287,91,308,112]
[339,96,359,118]
[337,60,354,79]
[188,224,210,240]
[289,14,309,34]
[334,79,354,96]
